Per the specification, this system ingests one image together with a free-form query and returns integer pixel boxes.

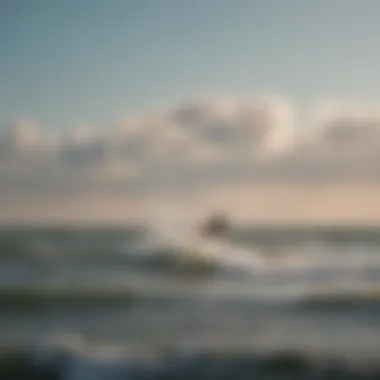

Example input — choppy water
[2,225,380,379]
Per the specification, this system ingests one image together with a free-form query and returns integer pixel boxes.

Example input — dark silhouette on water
[200,212,231,238]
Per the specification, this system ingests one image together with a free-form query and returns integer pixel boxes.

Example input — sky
[2,0,380,128]
[1,0,380,224]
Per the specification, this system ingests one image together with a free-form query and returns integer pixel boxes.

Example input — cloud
[276,102,380,181]
[314,103,380,153]
[168,96,294,157]
[2,96,380,202]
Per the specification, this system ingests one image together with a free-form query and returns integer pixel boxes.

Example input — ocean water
[2,224,380,379]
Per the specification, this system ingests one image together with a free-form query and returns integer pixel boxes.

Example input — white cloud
[166,95,293,159]
[2,95,380,202]
[282,102,380,181]
[0,120,51,161]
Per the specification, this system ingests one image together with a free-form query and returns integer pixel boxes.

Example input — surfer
[199,212,231,239]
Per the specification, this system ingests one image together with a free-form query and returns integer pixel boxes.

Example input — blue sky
[1,0,380,130]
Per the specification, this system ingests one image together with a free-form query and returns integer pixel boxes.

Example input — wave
[119,232,269,277]
[4,225,380,279]
[298,286,380,310]
[1,344,380,380]
[119,238,380,289]
[5,282,380,311]
[0,285,138,309]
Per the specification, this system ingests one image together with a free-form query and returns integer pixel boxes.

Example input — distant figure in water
[200,212,231,238]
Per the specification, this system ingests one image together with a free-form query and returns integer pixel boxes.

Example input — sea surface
[2,224,380,379]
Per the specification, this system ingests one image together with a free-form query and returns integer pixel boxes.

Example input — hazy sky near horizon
[2,0,380,129]
[2,0,380,223]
